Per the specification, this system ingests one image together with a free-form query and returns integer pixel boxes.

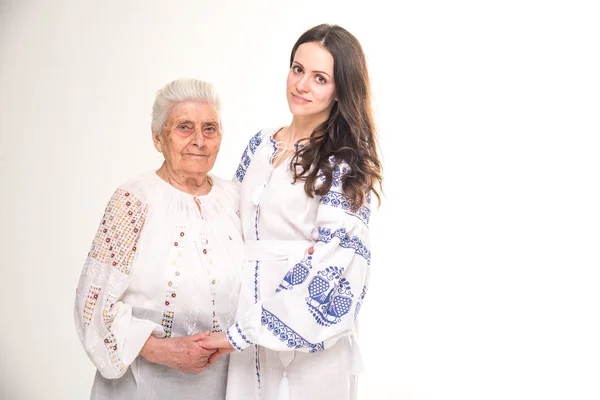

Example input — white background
[1,0,599,399]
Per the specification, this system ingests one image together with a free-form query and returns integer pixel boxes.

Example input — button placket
[199,231,221,332]
[160,228,186,338]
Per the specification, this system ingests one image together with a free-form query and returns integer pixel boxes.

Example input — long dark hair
[289,24,383,210]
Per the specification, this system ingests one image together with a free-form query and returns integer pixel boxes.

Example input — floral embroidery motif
[261,307,324,352]
[103,332,125,372]
[306,267,354,326]
[317,227,371,265]
[83,285,101,331]
[235,131,263,183]
[320,192,371,225]
[89,189,148,274]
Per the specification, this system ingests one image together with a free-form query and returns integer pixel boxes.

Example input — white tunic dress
[74,171,244,400]
[226,129,371,400]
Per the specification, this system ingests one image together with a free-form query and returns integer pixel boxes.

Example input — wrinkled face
[286,41,336,119]
[153,100,221,177]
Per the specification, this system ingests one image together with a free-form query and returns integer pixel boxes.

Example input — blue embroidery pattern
[276,257,312,292]
[306,267,354,326]
[253,262,261,388]
[226,329,242,351]
[317,227,371,265]
[255,344,261,389]
[254,261,259,304]
[354,285,368,320]
[235,131,263,182]
[268,135,279,165]
[254,206,260,240]
[318,159,349,187]
[261,308,324,352]
[320,192,371,225]
[236,322,253,345]
[331,163,350,188]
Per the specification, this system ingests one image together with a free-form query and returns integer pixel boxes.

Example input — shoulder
[315,156,352,191]
[244,128,278,152]
[114,171,158,204]
[210,174,240,201]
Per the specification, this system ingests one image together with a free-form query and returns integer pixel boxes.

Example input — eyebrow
[175,119,194,125]
[293,61,332,79]
[174,119,219,126]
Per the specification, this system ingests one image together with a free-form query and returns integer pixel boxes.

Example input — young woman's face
[286,42,336,120]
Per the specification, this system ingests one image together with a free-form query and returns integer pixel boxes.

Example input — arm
[226,161,372,353]
[73,188,164,379]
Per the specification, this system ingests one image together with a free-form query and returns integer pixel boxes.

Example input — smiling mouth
[184,153,208,157]
[291,93,310,104]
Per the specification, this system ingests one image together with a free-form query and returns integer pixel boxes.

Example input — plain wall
[1,0,599,399]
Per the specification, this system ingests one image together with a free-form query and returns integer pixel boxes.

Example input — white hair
[151,78,221,135]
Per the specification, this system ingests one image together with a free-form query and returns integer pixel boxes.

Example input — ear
[152,131,163,153]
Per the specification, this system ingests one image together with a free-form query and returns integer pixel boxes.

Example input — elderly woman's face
[153,101,222,177]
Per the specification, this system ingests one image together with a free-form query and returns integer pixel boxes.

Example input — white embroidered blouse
[74,171,244,400]
[226,129,371,400]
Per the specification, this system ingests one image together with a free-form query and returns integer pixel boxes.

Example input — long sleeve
[73,188,164,379]
[227,160,371,353]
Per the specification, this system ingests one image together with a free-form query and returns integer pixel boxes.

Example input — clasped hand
[140,330,235,373]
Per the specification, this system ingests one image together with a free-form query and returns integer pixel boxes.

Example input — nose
[191,129,205,147]
[296,75,310,93]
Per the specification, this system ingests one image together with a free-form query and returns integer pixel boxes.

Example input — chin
[288,104,313,117]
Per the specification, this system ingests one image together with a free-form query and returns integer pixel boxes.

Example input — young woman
[202,24,383,400]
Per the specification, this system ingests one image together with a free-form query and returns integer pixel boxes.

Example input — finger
[208,350,223,365]
[192,330,214,342]
[190,332,207,341]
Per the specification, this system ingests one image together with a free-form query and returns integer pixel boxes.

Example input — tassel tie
[277,351,295,400]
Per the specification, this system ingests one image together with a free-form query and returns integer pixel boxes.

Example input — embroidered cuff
[226,322,253,352]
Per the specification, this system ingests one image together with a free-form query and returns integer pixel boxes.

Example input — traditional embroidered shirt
[74,171,244,400]
[226,129,371,400]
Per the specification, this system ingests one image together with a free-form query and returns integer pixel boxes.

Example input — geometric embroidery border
[89,189,147,275]
[83,285,102,331]
[103,332,125,372]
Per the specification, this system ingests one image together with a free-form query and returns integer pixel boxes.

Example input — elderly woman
[73,79,243,399]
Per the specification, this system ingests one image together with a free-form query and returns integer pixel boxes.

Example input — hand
[140,330,216,373]
[198,331,236,365]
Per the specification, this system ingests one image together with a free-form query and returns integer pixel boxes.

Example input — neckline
[268,127,306,170]
[152,171,218,199]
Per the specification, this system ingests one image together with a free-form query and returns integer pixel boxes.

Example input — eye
[316,75,327,84]
[203,126,219,137]
[178,124,192,132]
[292,65,303,74]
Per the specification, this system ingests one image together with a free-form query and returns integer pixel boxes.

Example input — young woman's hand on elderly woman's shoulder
[139,330,216,373]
